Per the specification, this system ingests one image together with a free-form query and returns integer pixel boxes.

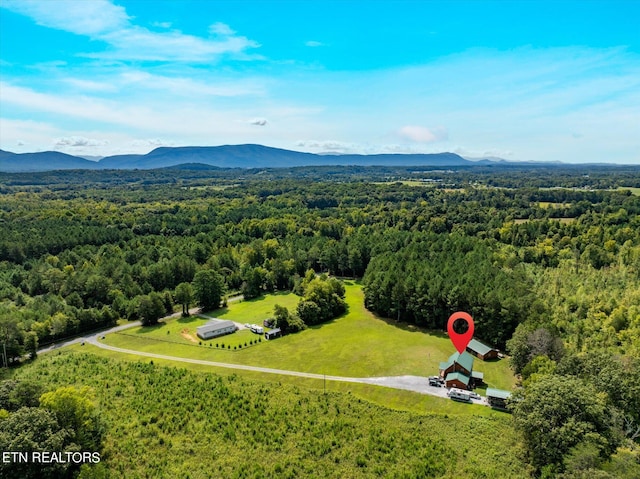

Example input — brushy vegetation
[8,352,529,478]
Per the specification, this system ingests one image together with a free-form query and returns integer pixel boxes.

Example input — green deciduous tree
[136,292,166,326]
[193,269,225,311]
[174,282,194,316]
[0,380,43,411]
[24,331,38,360]
[40,386,105,451]
[273,304,305,334]
[0,407,71,479]
[511,375,620,475]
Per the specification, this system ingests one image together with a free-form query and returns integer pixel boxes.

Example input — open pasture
[103,282,515,390]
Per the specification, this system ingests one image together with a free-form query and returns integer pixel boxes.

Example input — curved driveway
[85,333,453,399]
[40,312,485,405]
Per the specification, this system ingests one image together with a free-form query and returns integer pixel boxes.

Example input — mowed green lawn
[124,291,300,350]
[616,186,640,196]
[103,281,515,390]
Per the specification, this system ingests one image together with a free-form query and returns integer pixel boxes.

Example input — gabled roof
[447,351,475,372]
[439,361,451,371]
[196,319,235,334]
[467,338,495,356]
[471,371,484,380]
[486,388,511,400]
[440,351,475,374]
[445,372,470,386]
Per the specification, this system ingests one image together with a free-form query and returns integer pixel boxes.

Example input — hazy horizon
[1,1,639,164]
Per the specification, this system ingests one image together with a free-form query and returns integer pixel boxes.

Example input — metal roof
[447,351,475,372]
[486,388,511,400]
[196,319,236,334]
[445,372,470,386]
[467,338,495,356]
[471,371,484,379]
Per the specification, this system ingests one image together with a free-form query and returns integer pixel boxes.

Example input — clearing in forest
[102,282,515,390]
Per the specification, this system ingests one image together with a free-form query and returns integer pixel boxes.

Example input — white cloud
[305,41,324,47]
[398,125,448,143]
[209,22,235,36]
[378,144,422,154]
[129,138,173,148]
[1,0,259,63]
[0,118,59,151]
[91,26,259,62]
[295,140,359,153]
[117,70,266,97]
[1,0,128,36]
[453,147,515,159]
[54,136,108,148]
[63,78,118,92]
[249,118,267,126]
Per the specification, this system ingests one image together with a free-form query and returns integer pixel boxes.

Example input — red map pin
[447,312,474,354]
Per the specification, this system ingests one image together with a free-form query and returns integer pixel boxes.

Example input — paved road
[39,302,486,405]
[37,299,240,354]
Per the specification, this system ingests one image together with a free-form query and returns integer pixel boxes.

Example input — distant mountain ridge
[2,144,487,172]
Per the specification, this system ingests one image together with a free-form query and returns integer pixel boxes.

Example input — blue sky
[1,0,639,163]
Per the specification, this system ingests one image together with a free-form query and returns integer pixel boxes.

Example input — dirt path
[180,329,198,343]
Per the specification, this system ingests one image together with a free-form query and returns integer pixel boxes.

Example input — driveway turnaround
[40,316,485,405]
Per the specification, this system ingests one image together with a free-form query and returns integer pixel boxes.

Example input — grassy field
[65,343,505,417]
[616,186,640,196]
[7,353,528,478]
[538,201,571,208]
[124,290,300,350]
[100,282,516,390]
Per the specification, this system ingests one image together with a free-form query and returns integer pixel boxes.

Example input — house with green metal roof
[466,338,499,360]
[444,371,470,389]
[486,388,512,410]
[439,351,475,377]
[438,351,484,390]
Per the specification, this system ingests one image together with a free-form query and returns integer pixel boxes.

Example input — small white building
[196,319,237,340]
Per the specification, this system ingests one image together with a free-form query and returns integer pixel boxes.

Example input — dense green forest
[1,166,640,477]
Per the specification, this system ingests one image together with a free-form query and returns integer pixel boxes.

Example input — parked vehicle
[428,376,444,387]
[447,388,471,402]
[249,324,264,334]
[469,391,481,400]
[263,318,275,328]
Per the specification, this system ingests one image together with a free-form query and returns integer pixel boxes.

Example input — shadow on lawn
[134,322,167,334]
[371,311,449,338]
[177,315,200,324]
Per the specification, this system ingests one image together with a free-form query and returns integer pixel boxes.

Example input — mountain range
[1,144,500,172]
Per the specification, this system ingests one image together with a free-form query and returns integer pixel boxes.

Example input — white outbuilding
[196,319,237,340]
